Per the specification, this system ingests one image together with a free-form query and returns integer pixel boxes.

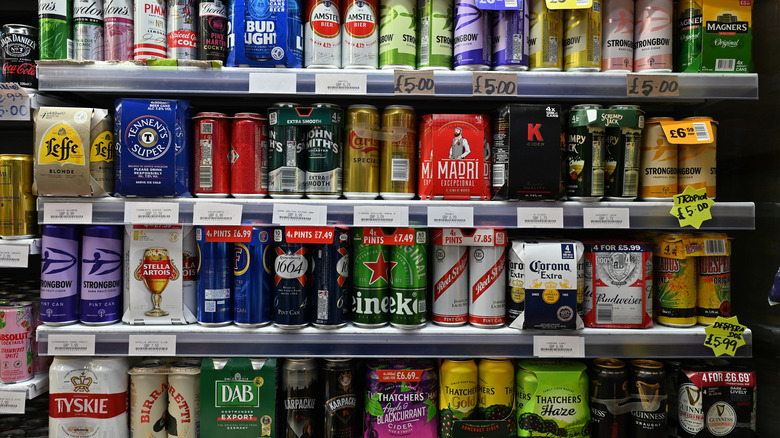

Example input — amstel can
[40,225,81,325]
[129,359,168,438]
[469,246,506,328]
[478,358,515,427]
[313,228,351,328]
[39,0,73,60]
[322,359,358,437]
[196,227,234,326]
[104,0,134,61]
[194,112,231,197]
[342,0,379,68]
[282,358,319,438]
[379,0,418,69]
[528,0,562,70]
[0,155,36,239]
[634,0,673,72]
[605,104,642,200]
[589,358,629,438]
[417,0,453,69]
[601,0,634,71]
[167,0,198,60]
[506,246,524,325]
[0,302,33,383]
[168,359,201,438]
[306,103,344,198]
[566,104,605,201]
[440,358,478,435]
[629,359,667,438]
[344,105,380,199]
[640,117,677,200]
[134,0,167,59]
[432,239,469,326]
[231,113,269,197]
[305,0,342,68]
[389,229,428,329]
[697,251,730,326]
[492,6,530,70]
[654,252,696,327]
[351,228,389,327]
[198,0,229,61]
[269,102,306,198]
[80,225,123,325]
[678,117,717,199]
[676,0,702,73]
[273,228,312,328]
[453,0,491,70]
[563,1,601,71]
[380,105,417,199]
[233,227,273,327]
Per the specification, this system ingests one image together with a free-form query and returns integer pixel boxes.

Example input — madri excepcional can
[563,1,601,71]
[380,105,417,199]
[231,112,269,197]
[194,112,231,197]
[0,155,36,239]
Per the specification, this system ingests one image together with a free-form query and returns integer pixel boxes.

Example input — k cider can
[563,1,601,71]
[601,0,633,71]
[678,117,717,199]
[640,117,677,201]
[529,0,562,70]
[305,0,342,68]
[634,0,673,72]
[0,155,36,239]
[194,112,231,197]
[380,105,417,199]
[344,105,381,199]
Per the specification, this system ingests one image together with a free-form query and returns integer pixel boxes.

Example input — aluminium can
[90,109,114,196]
[306,103,344,198]
[194,112,231,197]
[634,0,672,72]
[233,228,274,327]
[678,116,717,199]
[322,358,358,437]
[305,0,342,68]
[342,0,379,68]
[134,0,167,59]
[566,104,605,201]
[79,225,123,325]
[379,105,417,199]
[196,227,234,326]
[389,229,428,329]
[39,0,73,60]
[417,0,453,69]
[104,0,134,61]
[654,251,696,327]
[506,244,523,325]
[0,155,36,239]
[198,0,229,61]
[478,358,515,428]
[697,252,730,326]
[273,228,312,328]
[589,358,629,438]
[604,104,642,200]
[282,358,319,438]
[676,0,702,73]
[469,245,506,328]
[129,360,169,438]
[379,0,417,69]
[0,302,33,383]
[167,0,198,60]
[432,239,468,326]
[351,228,390,328]
[491,4,530,70]
[168,359,201,438]
[563,1,601,71]
[440,359,478,430]
[528,0,562,70]
[313,228,350,328]
[182,226,199,322]
[40,225,81,325]
[629,359,667,437]
[231,113,269,197]
[639,117,677,201]
[73,0,105,61]
[269,103,306,199]
[1,25,39,88]
[344,105,380,199]
[601,0,634,72]
[453,0,491,71]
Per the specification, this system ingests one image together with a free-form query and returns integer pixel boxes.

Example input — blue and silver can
[80,225,123,325]
[491,1,530,70]
[453,0,491,70]
[40,225,81,326]
[233,227,274,327]
[313,228,350,329]
[273,227,311,329]
[196,226,234,326]
[243,0,303,64]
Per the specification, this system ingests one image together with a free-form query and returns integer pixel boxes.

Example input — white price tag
[0,391,26,414]
[44,203,93,224]
[533,336,585,358]
[0,83,30,121]
[249,73,297,94]
[427,206,474,228]
[315,74,367,95]
[192,203,243,225]
[517,207,564,228]
[128,335,177,356]
[353,206,409,226]
[583,208,630,228]
[124,202,179,224]
[0,244,28,268]
[48,334,96,356]
[273,204,328,226]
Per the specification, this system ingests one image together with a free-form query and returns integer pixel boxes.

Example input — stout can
[418,0,453,69]
[273,228,312,328]
[440,359,478,429]
[282,358,319,438]
[351,228,389,327]
[196,227,234,326]
[492,5,530,70]
[601,0,633,71]
[104,0,134,61]
[305,0,342,68]
[73,0,105,60]
[233,228,274,327]
[168,359,201,438]
[676,0,702,73]
[39,0,73,60]
[563,1,601,71]
[306,103,344,198]
[634,0,672,72]
[697,252,730,326]
[654,251,696,327]
[269,103,306,199]
[590,358,629,438]
[231,113,269,197]
[678,117,717,199]
[432,237,468,326]
[506,245,524,325]
[389,230,428,329]
[344,105,380,199]
[0,155,36,239]
[604,104,642,200]
[0,303,33,383]
[379,0,418,69]
[40,225,81,325]
[567,104,605,201]
[639,117,677,200]
[80,225,123,325]
[379,105,417,199]
[342,0,379,68]
[478,358,515,429]
[167,0,198,60]
[528,0,562,70]
[629,359,667,438]
[453,0,491,70]
[313,228,350,328]
[129,360,168,438]
[1,25,39,88]
[322,359,358,437]
[469,246,506,327]
[198,0,229,61]
[194,112,231,197]
[134,0,167,59]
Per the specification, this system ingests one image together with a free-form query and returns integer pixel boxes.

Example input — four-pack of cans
[227,0,304,68]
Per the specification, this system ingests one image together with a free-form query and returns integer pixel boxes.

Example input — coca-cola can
[193,112,231,197]
[104,0,134,61]
[167,0,198,60]
[469,245,506,327]
[168,359,201,438]
[129,359,169,438]
[1,25,38,88]
[230,113,269,197]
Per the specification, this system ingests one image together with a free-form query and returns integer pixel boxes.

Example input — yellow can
[0,154,36,239]
[478,358,515,423]
[640,117,678,200]
[563,1,602,71]
[696,233,731,325]
[440,358,478,432]
[343,105,381,199]
[379,105,417,199]
[678,116,717,199]
[529,0,563,70]
[654,235,697,327]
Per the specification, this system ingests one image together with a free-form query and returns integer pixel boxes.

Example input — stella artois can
[469,245,506,328]
[130,359,169,438]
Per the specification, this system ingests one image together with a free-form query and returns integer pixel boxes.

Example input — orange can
[678,116,717,199]
[640,117,677,200]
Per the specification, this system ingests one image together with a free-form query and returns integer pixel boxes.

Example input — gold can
[696,233,731,326]
[640,117,677,200]
[380,105,417,199]
[478,358,515,422]
[678,116,717,199]
[529,0,563,70]
[0,155,36,239]
[654,234,697,327]
[440,358,478,429]
[343,105,380,199]
[563,1,602,71]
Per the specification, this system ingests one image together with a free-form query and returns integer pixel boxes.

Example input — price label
[0,391,26,414]
[517,207,564,228]
[273,204,328,226]
[545,0,593,9]
[659,119,714,144]
[124,202,180,224]
[48,334,96,356]
[671,186,714,229]
[0,244,28,268]
[472,72,518,96]
[704,316,747,357]
[192,203,243,225]
[533,336,585,358]
[315,74,367,95]
[427,206,474,227]
[44,203,93,224]
[249,72,297,94]
[377,369,423,382]
[626,74,680,97]
[394,70,435,95]
[128,335,177,356]
[0,83,30,121]
[353,206,409,226]
[583,208,630,228]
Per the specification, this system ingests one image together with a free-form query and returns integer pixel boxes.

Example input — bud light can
[313,228,350,329]
[167,0,198,60]
[39,0,74,60]
[134,0,167,59]
[491,2,530,70]
[453,0,491,70]
[245,0,304,65]
[104,0,134,61]
[233,227,273,327]
[41,225,81,325]
[273,228,312,329]
[196,227,234,326]
[601,0,633,72]
[198,0,229,61]
[342,0,379,68]
[73,0,105,61]
[80,225,123,325]
[305,0,342,68]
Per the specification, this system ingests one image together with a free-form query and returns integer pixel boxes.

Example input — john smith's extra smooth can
[417,0,453,69]
[167,0,198,60]
[492,2,530,70]
[379,105,417,199]
[351,228,389,327]
[440,358,478,437]
[567,104,605,201]
[1,25,39,88]
[80,225,123,325]
[313,228,350,328]
[629,359,667,438]
[198,0,229,61]
[273,228,312,328]
[322,359,358,436]
[194,112,231,197]
[230,113,269,197]
[389,229,428,329]
[528,0,562,70]
[469,245,506,327]
[104,0,134,61]
[0,155,36,239]
[342,0,379,68]
[432,236,468,326]
[305,0,342,68]
[40,225,81,325]
[654,244,696,327]
[676,0,702,73]
[344,105,380,199]
[0,302,33,383]
[282,358,319,438]
[379,0,417,69]
[39,0,73,60]
[269,103,306,199]
[634,0,672,72]
[306,103,344,198]
[563,0,601,71]
[639,117,676,201]
[233,227,273,327]
[196,227,233,326]
[589,358,629,438]
[678,117,717,199]
[478,358,515,430]
[134,0,167,59]
[601,0,633,72]
[453,0,491,70]
[604,104,642,200]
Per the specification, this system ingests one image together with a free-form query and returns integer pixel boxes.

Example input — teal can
[305,103,344,199]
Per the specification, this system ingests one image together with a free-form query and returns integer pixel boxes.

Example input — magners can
[351,228,390,327]
[640,117,677,201]
[344,105,380,199]
[380,105,417,199]
[389,229,428,329]
[567,104,605,201]
[676,0,703,73]
[440,358,478,437]
[563,1,601,71]
[529,0,562,70]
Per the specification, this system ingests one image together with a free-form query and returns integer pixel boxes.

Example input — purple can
[491,1,530,70]
[364,359,438,438]
[40,225,81,326]
[80,225,123,325]
[453,0,491,71]
[104,0,134,60]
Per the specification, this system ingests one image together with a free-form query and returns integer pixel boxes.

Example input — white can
[342,0,379,68]
[432,244,469,326]
[305,0,342,68]
[469,246,506,327]
[506,245,524,325]
[129,359,169,438]
[168,359,201,438]
[134,0,168,60]
[601,0,633,71]
[633,0,673,72]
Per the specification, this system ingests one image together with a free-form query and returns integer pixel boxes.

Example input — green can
[417,0,453,70]
[676,0,703,73]
[604,105,643,200]
[39,0,73,60]
[566,104,605,201]
[379,0,418,69]
[268,103,306,198]
[352,228,390,328]
[389,229,428,329]
[305,103,344,199]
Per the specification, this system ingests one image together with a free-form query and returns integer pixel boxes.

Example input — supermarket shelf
[0,373,49,399]
[0,87,73,123]
[0,238,41,268]
[37,323,752,358]
[36,197,756,230]
[36,63,759,100]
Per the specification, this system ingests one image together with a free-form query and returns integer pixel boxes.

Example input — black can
[590,358,629,438]
[313,228,350,329]
[283,358,319,438]
[629,359,667,438]
[322,359,358,438]
[198,0,228,61]
[1,25,38,88]
[273,228,312,329]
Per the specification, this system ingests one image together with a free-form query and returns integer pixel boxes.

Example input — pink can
[602,0,634,71]
[30,299,51,375]
[104,0,135,61]
[634,0,673,72]
[0,302,33,383]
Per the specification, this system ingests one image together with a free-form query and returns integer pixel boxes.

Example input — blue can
[229,0,303,67]
[233,227,274,327]
[196,227,234,326]
[453,0,492,70]
[40,225,81,325]
[80,226,123,325]
[491,2,529,70]
[312,228,350,328]
[272,227,311,328]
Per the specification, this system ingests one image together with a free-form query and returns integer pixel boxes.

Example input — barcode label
[693,122,711,142]
[592,169,604,195]
[622,170,638,197]
[513,34,523,61]
[317,290,328,320]
[715,59,735,71]
[199,166,212,188]
[492,164,506,187]
[204,301,216,312]
[592,0,600,12]
[704,239,726,255]
[549,37,558,63]
[391,159,409,181]
[577,0,589,5]
[281,167,299,190]
[420,17,430,66]
[593,36,600,62]
[201,122,213,134]
[504,0,518,6]
[596,303,613,323]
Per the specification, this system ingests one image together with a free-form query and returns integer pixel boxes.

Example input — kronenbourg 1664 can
[342,0,379,68]
[469,245,506,327]
[41,224,81,325]
[492,2,530,70]
[234,228,273,327]
[80,225,123,325]
[313,228,350,328]
[453,0,490,70]
[73,0,105,60]
[104,0,134,61]
[379,0,417,69]
[601,0,634,71]
[273,228,312,328]
[305,0,342,68]
[196,227,234,326]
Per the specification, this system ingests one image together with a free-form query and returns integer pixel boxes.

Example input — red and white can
[130,359,169,438]
[602,0,634,71]
[167,0,198,60]
[134,0,168,60]
[432,230,469,326]
[194,112,231,197]
[342,0,379,68]
[634,0,673,72]
[230,113,269,197]
[305,0,342,68]
[469,245,506,328]
[0,302,33,383]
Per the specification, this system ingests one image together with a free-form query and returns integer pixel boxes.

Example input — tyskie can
[676,0,702,73]
[196,227,234,326]
[0,155,36,239]
[379,105,417,199]
[233,227,273,327]
[306,103,344,198]
[129,359,168,438]
[282,358,319,438]
[506,245,523,325]
[134,0,167,59]
[305,0,342,68]
[589,358,629,438]
[440,359,478,433]
[39,0,73,60]
[40,225,81,325]
[432,232,468,326]
[492,5,530,70]
[601,0,633,71]
[104,0,134,61]
[167,0,198,60]
[417,0,453,69]
[351,228,389,327]
[0,303,33,383]
[453,0,491,71]
[678,116,717,199]
[697,250,730,326]
[342,0,379,68]
[469,245,506,327]
[344,105,380,199]
[273,228,312,328]
[198,0,229,61]
[639,117,677,200]
[633,0,672,72]
[528,0,562,70]
[230,113,269,197]
[322,359,358,437]
[1,25,39,88]
[313,228,350,328]
[73,0,105,61]
[80,225,123,325]
[389,229,428,329]
[563,1,601,71]
[629,359,667,438]
[478,358,515,431]
[379,0,417,69]
[194,112,231,197]
[566,104,605,201]
[654,250,696,327]
[269,102,306,199]
[168,359,201,438]
[604,104,642,200]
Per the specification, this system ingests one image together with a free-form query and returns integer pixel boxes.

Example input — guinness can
[629,359,667,438]
[589,358,629,438]
[322,359,358,437]
[282,358,319,438]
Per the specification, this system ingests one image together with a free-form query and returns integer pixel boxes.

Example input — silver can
[468,246,506,328]
[506,245,524,325]
[168,359,201,438]
[305,0,342,68]
[342,0,379,68]
[432,244,469,326]
[129,359,169,438]
[74,0,105,60]
[167,0,198,60]
[282,358,319,437]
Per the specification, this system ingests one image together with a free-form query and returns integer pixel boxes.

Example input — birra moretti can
[305,0,342,68]
[602,0,633,71]
[342,0,378,68]
[134,0,167,59]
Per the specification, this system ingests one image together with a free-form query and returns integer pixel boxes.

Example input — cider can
[676,0,703,72]
[379,105,417,199]
[563,1,601,71]
[417,0,453,69]
[478,358,515,428]
[654,252,696,327]
[528,0,562,70]
[343,105,380,199]
[379,0,418,69]
[440,358,478,436]
[453,0,491,71]
[678,117,717,199]
[634,0,673,72]
[640,117,677,200]
[601,0,633,71]
[566,104,605,201]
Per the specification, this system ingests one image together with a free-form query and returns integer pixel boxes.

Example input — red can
[230,113,269,197]
[194,112,231,197]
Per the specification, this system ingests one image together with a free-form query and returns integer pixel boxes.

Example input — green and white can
[379,0,418,69]
[417,0,453,70]
[39,0,74,60]
[389,229,428,329]
[352,228,391,328]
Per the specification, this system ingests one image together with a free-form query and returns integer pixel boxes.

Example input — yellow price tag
[703,316,747,357]
[545,0,593,9]
[659,120,714,144]
[670,186,714,229]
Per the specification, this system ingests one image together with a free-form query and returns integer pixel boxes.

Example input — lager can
[654,251,696,327]
[322,359,358,437]
[74,0,105,61]
[306,103,345,198]
[194,112,231,197]
[351,228,390,327]
[678,116,717,199]
[589,358,629,438]
[342,0,379,68]
[168,359,201,438]
[233,227,274,327]
[344,105,380,199]
[134,0,167,60]
[1,25,39,88]
[639,117,677,200]
[478,358,515,428]
[469,245,506,328]
[0,155,36,239]
[313,228,350,328]
[506,245,523,325]
[417,0,453,69]
[90,109,114,196]
[167,0,198,60]
[440,358,478,433]
[634,0,672,72]
[282,358,319,438]
[269,103,306,199]
[104,0,134,61]
[566,104,605,201]
[273,228,312,328]
[697,251,730,326]
[389,229,428,329]
[230,113,269,197]
[305,0,342,68]
[379,105,417,199]
[432,236,468,326]
[80,225,123,325]
[0,302,33,383]
[40,225,81,325]
[182,226,199,322]
[453,0,491,71]
[129,360,168,438]
[604,104,642,200]
[563,1,601,71]
[492,4,530,71]
[528,0,562,70]
[601,0,634,71]
[195,227,234,326]
[676,0,702,73]
[629,359,667,438]
[198,0,229,61]
[379,0,417,69]
[39,0,73,60]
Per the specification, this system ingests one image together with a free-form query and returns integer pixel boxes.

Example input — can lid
[313,103,340,109]
[272,102,300,108]
[593,358,626,369]
[234,112,265,120]
[42,225,81,241]
[683,116,718,125]
[194,112,229,119]
[609,105,640,110]
[82,225,123,240]
[571,104,603,110]
[348,104,378,110]
[630,359,664,370]
[0,154,33,161]
[384,105,416,111]
[646,117,675,123]
[1,24,37,34]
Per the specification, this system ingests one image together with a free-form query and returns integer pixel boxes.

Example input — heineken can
[389,229,428,329]
[379,105,417,199]
[167,0,198,60]
[492,4,530,70]
[379,0,418,69]
[351,228,390,328]
[478,358,515,431]
[432,235,468,326]
[563,1,601,71]
[306,103,344,198]
[322,359,358,437]
[312,228,350,329]
[469,245,506,328]
[566,104,605,201]
[39,0,73,60]
[344,105,380,199]
[528,0,562,70]
[417,0,453,70]
[273,228,312,329]
[453,0,491,70]
[440,358,478,434]
[134,0,167,59]
[73,0,104,60]
[269,103,306,199]
[604,104,642,200]
[676,0,702,73]
[342,0,379,68]
[282,359,319,438]
[104,0,134,61]
[305,0,342,68]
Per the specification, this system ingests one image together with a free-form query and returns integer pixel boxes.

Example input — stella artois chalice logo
[134,248,179,317]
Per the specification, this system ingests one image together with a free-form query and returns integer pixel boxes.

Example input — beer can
[417,0,453,69]
[198,0,229,61]
[566,104,605,201]
[74,0,105,61]
[90,109,114,196]
[563,1,601,71]
[194,112,231,197]
[282,358,319,437]
[168,359,201,438]
[589,358,629,438]
[134,0,167,59]
[432,238,468,326]
[322,359,358,437]
[478,358,515,428]
[40,225,81,325]
[1,25,39,88]
[654,252,696,327]
[305,0,342,68]
[528,0,562,70]
[344,105,380,199]
[629,359,667,438]
[313,228,350,328]
[0,302,33,383]
[634,0,672,72]
[604,104,642,200]
[379,0,417,69]
[342,0,379,68]
[104,0,134,61]
[469,245,506,328]
[269,103,306,199]
[273,228,312,328]
[440,358,478,434]
[389,230,428,329]
[233,227,273,327]
[453,0,491,71]
[678,117,717,199]
[639,117,677,200]
[601,0,633,72]
[167,0,197,60]
[492,4,530,71]
[80,225,122,325]
[195,227,234,326]
[182,226,199,322]
[676,0,702,73]
[506,245,523,325]
[231,113,268,197]
[306,103,344,198]
[379,105,417,199]
[129,360,169,438]
[39,0,73,60]
[351,228,389,328]
[697,252,730,326]
[0,155,36,239]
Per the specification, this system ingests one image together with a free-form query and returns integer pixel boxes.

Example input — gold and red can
[696,233,731,325]
[478,358,515,427]
[380,105,417,199]
[230,112,268,197]
[0,154,36,239]
[343,104,381,199]
[440,358,478,436]
[678,116,717,199]
[640,117,677,201]
[193,112,231,197]
[653,234,697,327]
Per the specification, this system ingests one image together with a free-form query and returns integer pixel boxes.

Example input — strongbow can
[379,0,418,69]
[351,228,390,327]
[194,112,231,197]
[440,358,478,438]
[230,113,268,197]
[432,230,469,326]
[379,105,417,199]
[417,0,453,69]
[104,0,134,61]
[389,229,428,329]
[478,358,516,433]
[167,0,198,60]
[528,0,562,70]
[634,0,673,72]
[342,0,379,68]
[563,1,601,71]
[601,0,634,71]
[40,225,81,325]
[453,0,491,70]
[233,227,273,327]
[678,117,717,199]
[80,225,123,325]
[39,0,73,60]
[134,0,167,59]
[492,5,530,70]
[344,105,380,199]
[640,117,677,200]
[305,0,342,68]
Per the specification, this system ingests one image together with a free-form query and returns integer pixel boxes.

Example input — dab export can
[563,1,601,71]
[379,105,417,199]
[440,358,478,435]
[528,0,562,70]
[567,104,605,201]
[640,117,677,201]
[344,105,381,199]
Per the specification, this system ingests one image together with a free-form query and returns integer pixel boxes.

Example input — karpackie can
[640,117,677,200]
[344,104,380,199]
[167,359,201,438]
[453,0,491,70]
[678,117,717,199]
[40,225,81,325]
[167,0,198,60]
[273,228,312,328]
[129,360,168,438]
[604,104,642,200]
[440,358,478,433]
[654,250,696,327]
[601,0,633,71]
[432,240,469,326]
[196,227,234,326]
[469,245,506,327]
[1,25,39,88]
[351,228,390,327]
[134,0,167,59]
[233,227,273,327]
[342,0,379,68]
[0,155,36,239]
[39,0,73,60]
[198,0,229,61]
[528,0,562,70]
[563,1,601,71]
[629,359,667,438]
[492,4,530,70]
[282,358,319,438]
[322,359,358,437]
[104,0,134,61]
[80,225,123,325]
[697,252,730,326]
[305,0,342,68]
[567,104,605,201]
[417,0,453,69]
[379,0,417,69]
[676,0,702,73]
[230,112,269,197]
[306,103,344,198]
[478,358,515,429]
[194,112,231,197]
[389,229,428,329]
[634,0,672,72]
[73,0,105,60]
[313,228,350,328]
[379,105,417,199]
[506,244,523,325]
[0,303,33,383]
[269,102,306,199]
[589,358,629,438]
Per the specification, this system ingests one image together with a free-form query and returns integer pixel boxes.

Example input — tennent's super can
[601,0,633,71]
[634,0,672,72]
[379,0,417,69]
[567,104,605,201]
[639,117,677,200]
[379,105,417,199]
[389,229,428,329]
[39,0,73,60]
[342,0,379,68]
[306,103,344,198]
[469,245,506,327]
[492,4,530,70]
[351,228,390,327]
[230,113,269,197]
[528,0,562,70]
[440,358,478,434]
[167,0,198,60]
[344,105,381,199]
[432,233,469,326]
[41,225,81,325]
[80,225,123,325]
[0,155,36,239]
[233,228,273,327]
[196,227,234,326]
[305,0,342,68]
[273,228,312,328]
[194,112,231,197]
[563,1,601,71]
[453,0,491,70]
[134,0,167,59]
[269,103,306,199]
[104,0,134,61]
[198,0,229,61]
[417,0,453,69]
[678,117,716,199]
[313,228,350,328]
